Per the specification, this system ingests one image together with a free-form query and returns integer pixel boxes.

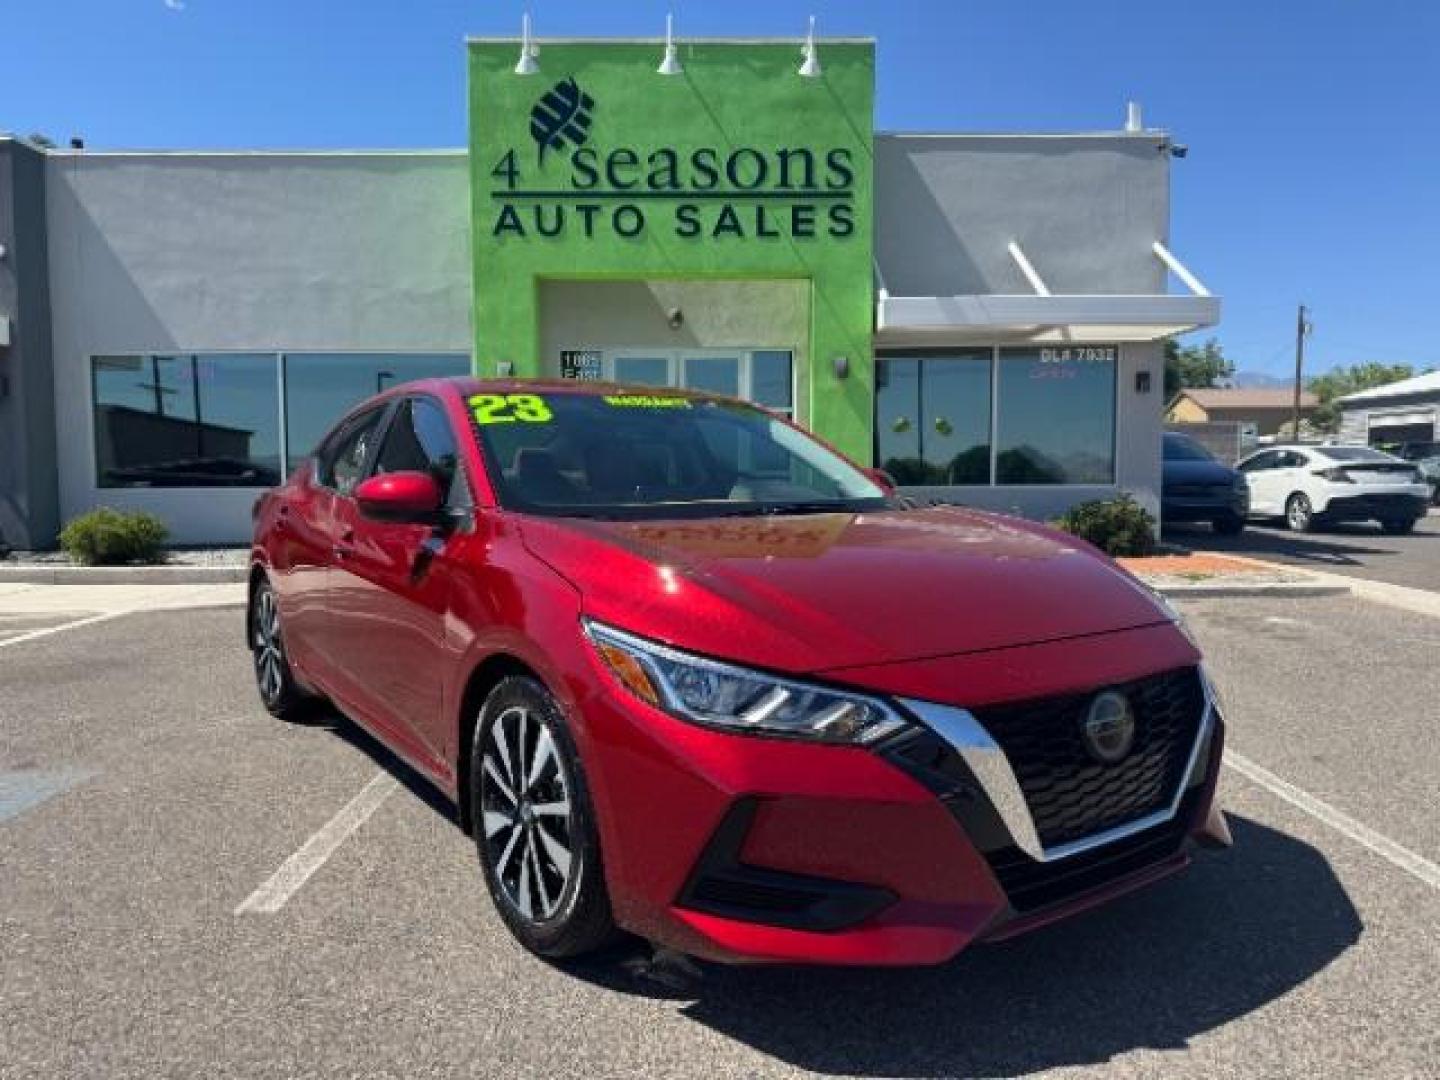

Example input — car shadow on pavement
[308,710,1363,1077]
[582,817,1361,1078]
[314,706,460,827]
[1164,521,1433,566]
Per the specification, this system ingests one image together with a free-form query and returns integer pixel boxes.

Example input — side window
[375,397,462,501]
[318,407,385,495]
[1238,452,1274,473]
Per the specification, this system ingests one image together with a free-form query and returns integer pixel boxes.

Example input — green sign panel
[468,38,876,460]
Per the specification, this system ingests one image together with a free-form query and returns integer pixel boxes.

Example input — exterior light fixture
[657,13,684,76]
[832,355,849,379]
[799,15,822,78]
[514,12,540,75]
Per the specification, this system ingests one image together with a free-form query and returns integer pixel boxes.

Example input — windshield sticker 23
[602,394,691,409]
[469,393,554,424]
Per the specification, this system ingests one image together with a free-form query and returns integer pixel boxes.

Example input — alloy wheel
[479,706,575,923]
[252,588,284,704]
[1286,494,1313,532]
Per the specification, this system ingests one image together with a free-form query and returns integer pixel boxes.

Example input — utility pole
[1292,304,1311,440]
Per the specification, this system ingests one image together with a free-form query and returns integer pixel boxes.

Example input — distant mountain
[1226,371,1295,389]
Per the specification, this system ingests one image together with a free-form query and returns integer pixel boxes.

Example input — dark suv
[1162,432,1249,534]
[1393,442,1440,504]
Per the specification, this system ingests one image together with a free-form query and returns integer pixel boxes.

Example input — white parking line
[235,772,399,915]
[0,611,132,649]
[1225,751,1440,892]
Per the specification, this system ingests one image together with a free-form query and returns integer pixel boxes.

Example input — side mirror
[863,466,898,493]
[354,471,444,524]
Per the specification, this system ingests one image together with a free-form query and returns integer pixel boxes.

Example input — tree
[1307,362,1415,432]
[1164,338,1233,400]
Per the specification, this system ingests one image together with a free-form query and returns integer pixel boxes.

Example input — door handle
[334,527,355,561]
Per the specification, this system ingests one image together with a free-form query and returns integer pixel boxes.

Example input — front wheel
[1285,493,1315,533]
[471,676,616,959]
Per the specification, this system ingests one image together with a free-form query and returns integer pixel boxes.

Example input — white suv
[1236,444,1430,534]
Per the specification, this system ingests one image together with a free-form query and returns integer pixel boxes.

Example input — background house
[1167,387,1317,436]
[1337,371,1440,447]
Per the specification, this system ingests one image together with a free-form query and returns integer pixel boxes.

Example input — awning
[875,241,1220,345]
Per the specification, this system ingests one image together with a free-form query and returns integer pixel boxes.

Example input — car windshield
[1163,434,1216,462]
[1320,446,1397,463]
[468,389,890,519]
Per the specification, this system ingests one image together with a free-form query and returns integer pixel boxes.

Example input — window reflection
[92,354,281,488]
[875,353,991,485]
[283,353,469,473]
[995,347,1116,484]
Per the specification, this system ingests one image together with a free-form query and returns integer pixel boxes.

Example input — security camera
[1169,143,1189,159]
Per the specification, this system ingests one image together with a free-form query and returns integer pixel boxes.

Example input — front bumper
[573,622,1225,966]
[1161,488,1248,522]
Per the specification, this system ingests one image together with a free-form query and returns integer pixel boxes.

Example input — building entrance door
[584,347,795,417]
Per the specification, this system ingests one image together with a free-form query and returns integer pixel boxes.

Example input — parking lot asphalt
[3,599,1438,1079]
[1166,509,1440,592]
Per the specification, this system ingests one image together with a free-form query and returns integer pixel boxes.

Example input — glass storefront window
[995,346,1116,484]
[611,355,671,387]
[875,352,991,485]
[92,354,282,488]
[682,355,741,397]
[283,353,469,473]
[751,350,794,415]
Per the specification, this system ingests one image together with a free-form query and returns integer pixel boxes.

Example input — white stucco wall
[874,132,1170,297]
[45,151,472,545]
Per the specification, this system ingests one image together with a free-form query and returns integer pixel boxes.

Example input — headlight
[584,620,910,745]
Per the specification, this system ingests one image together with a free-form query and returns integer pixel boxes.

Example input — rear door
[326,395,467,773]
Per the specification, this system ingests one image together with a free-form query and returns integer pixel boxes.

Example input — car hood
[517,506,1170,674]
[1163,459,1238,486]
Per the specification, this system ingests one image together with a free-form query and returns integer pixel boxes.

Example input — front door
[326,396,463,776]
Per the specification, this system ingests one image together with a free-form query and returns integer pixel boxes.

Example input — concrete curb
[1206,554,1440,620]
[1145,580,1352,600]
[0,565,248,585]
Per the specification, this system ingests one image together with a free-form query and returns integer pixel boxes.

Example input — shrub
[1054,495,1157,558]
[58,508,169,566]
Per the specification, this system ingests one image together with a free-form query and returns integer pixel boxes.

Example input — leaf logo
[529,77,596,165]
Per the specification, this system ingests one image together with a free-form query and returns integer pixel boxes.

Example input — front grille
[985,788,1200,913]
[971,667,1205,849]
[1167,483,1230,498]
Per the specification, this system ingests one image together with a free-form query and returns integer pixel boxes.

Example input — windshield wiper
[726,501,859,517]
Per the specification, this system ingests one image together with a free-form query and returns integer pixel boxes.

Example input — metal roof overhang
[875,293,1221,344]
[874,241,1220,345]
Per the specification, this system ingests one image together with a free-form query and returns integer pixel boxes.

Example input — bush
[58,508,169,566]
[1054,495,1157,558]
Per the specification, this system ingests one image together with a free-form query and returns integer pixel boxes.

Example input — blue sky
[8,1,1437,378]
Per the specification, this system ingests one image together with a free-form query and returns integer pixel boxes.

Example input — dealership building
[0,35,1219,547]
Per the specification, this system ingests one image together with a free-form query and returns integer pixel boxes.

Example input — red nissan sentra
[248,378,1230,966]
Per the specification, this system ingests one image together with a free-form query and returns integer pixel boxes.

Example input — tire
[249,577,318,721]
[1212,513,1246,536]
[471,676,616,959]
[1285,493,1315,533]
[1380,518,1417,536]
